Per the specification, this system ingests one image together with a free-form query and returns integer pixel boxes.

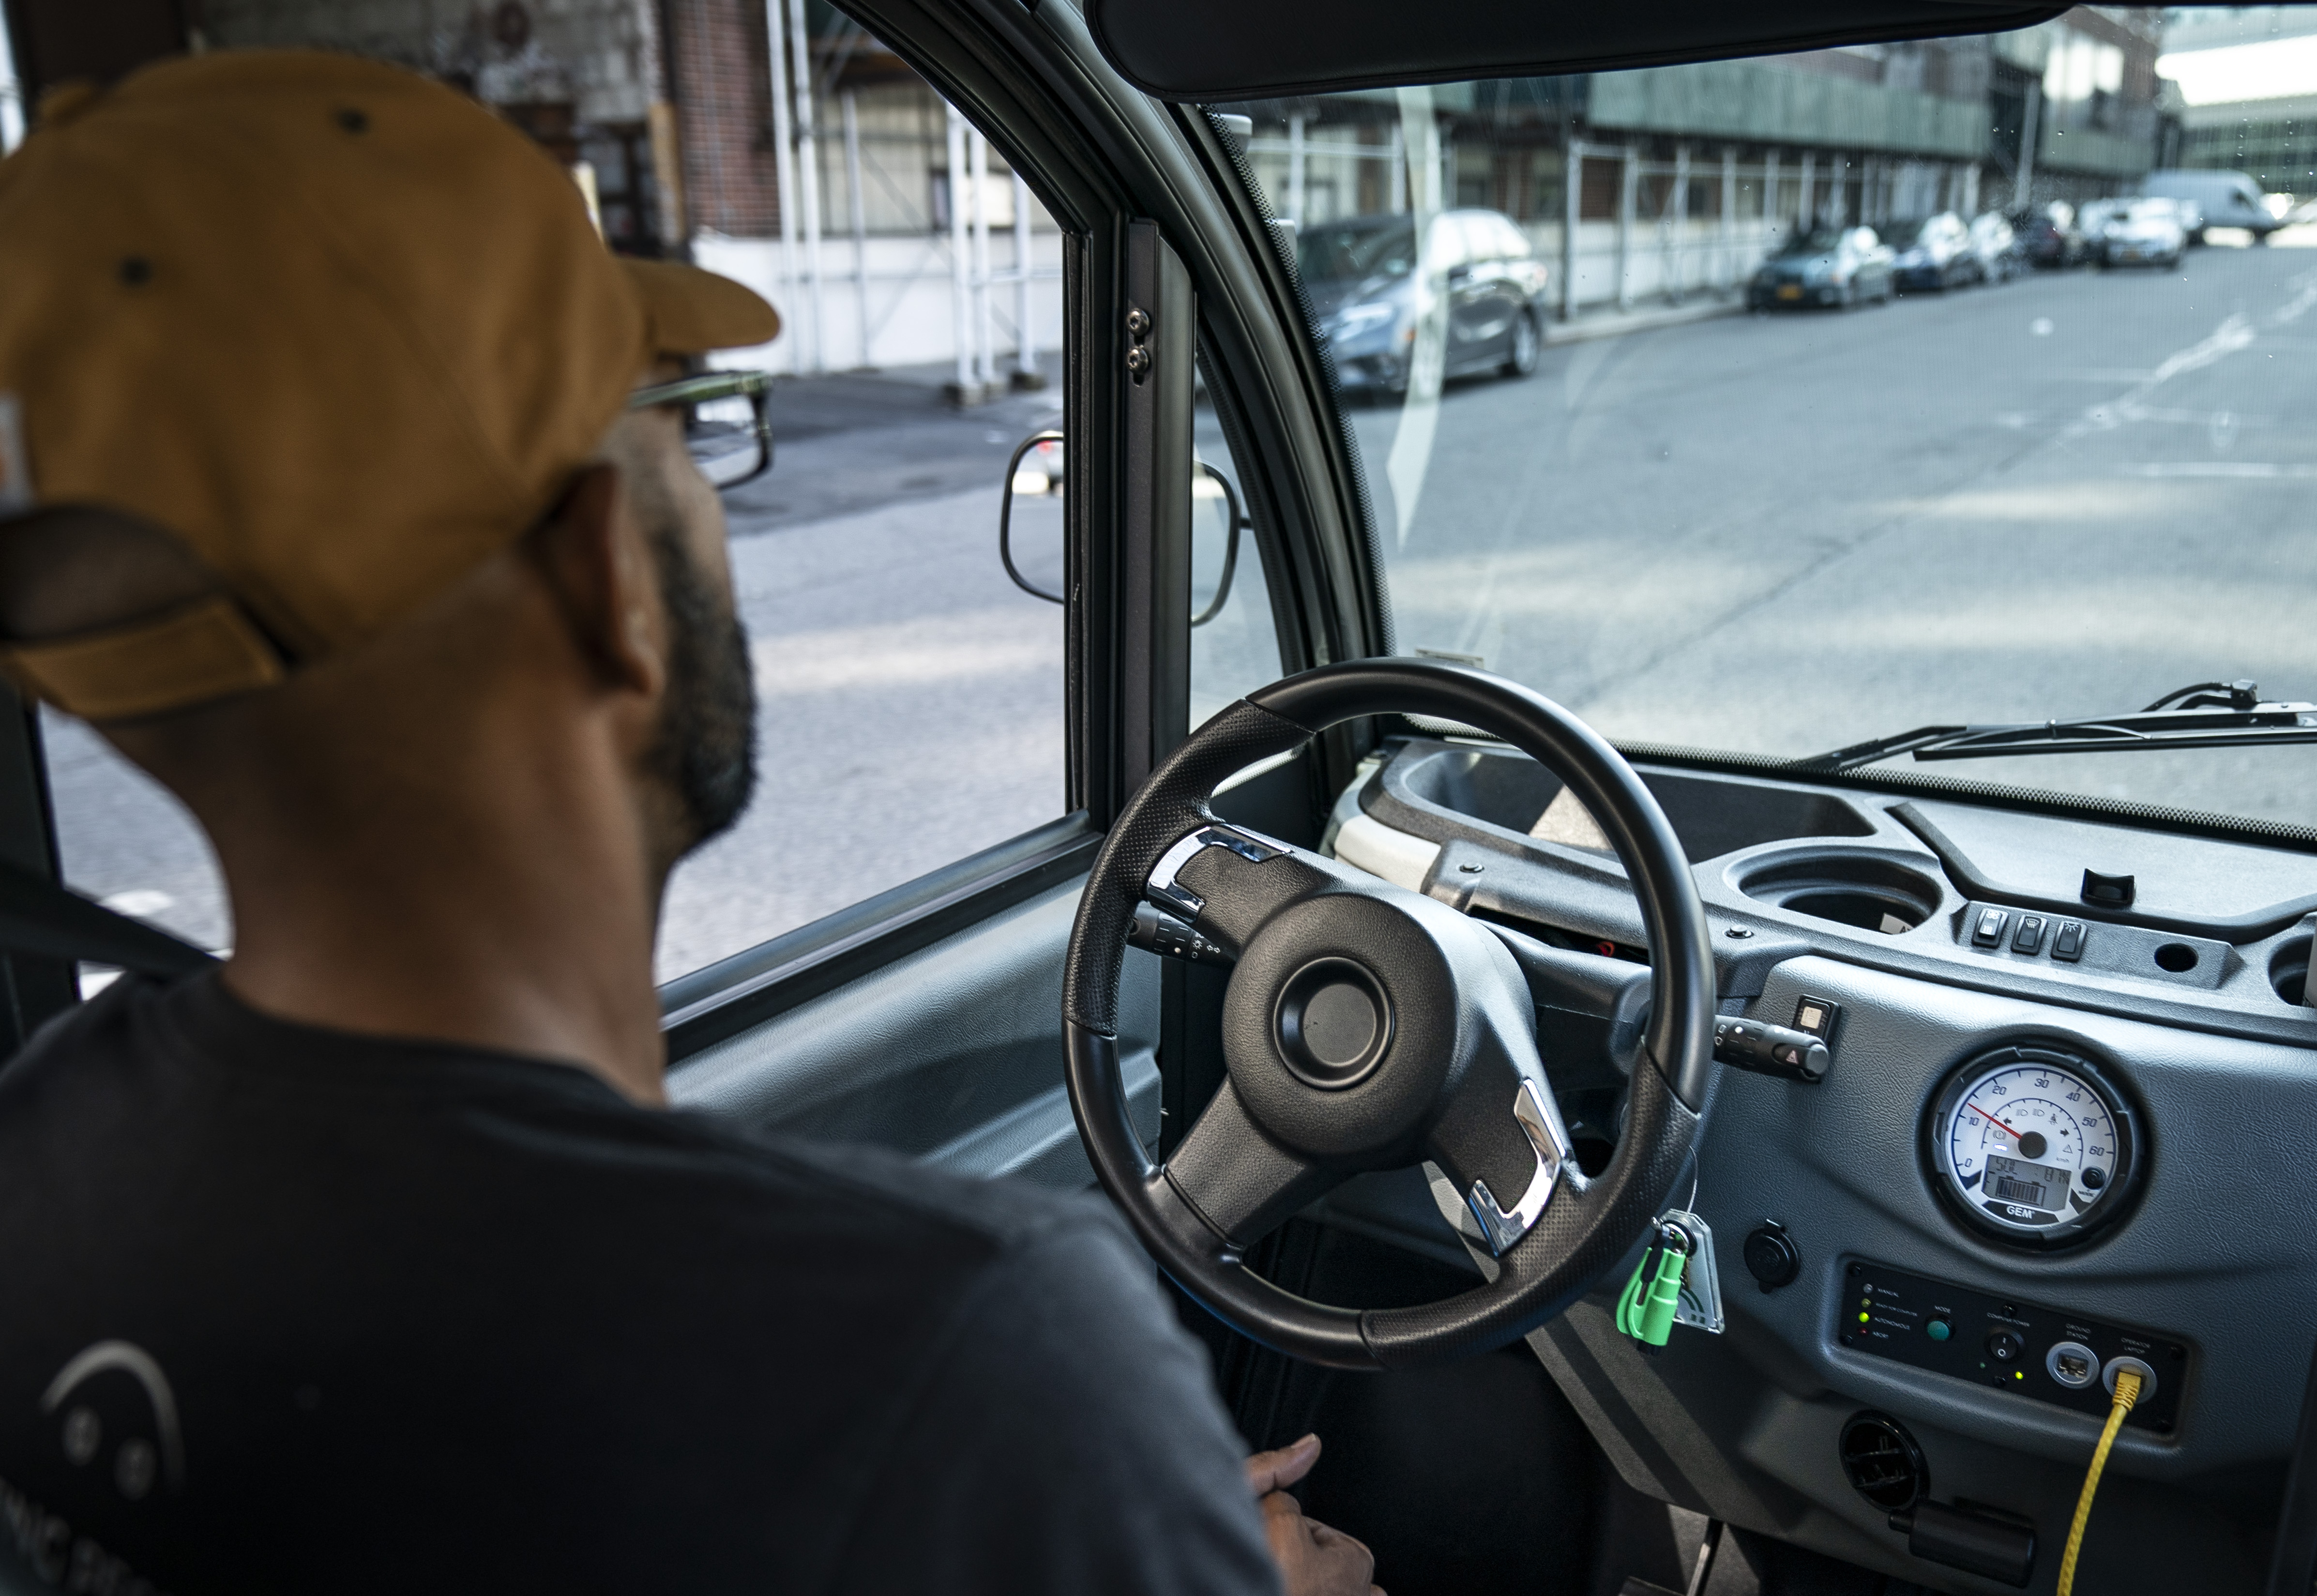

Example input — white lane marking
[2127,461,2317,478]
[2070,312,2257,437]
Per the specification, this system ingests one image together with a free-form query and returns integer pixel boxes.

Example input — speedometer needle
[1964,1102,2024,1140]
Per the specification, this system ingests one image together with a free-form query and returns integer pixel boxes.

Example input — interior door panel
[670,881,1162,1191]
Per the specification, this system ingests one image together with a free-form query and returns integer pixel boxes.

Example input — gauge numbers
[1929,1047,2137,1247]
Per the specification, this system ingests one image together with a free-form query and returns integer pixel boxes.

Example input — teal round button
[1926,1318,1952,1342]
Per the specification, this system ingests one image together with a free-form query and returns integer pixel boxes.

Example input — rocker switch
[1971,908,2008,947]
[2052,920,2086,962]
[2011,914,2046,954]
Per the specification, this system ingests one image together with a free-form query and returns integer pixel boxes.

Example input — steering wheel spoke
[1163,1079,1345,1251]
[1146,821,1331,955]
[1426,1071,1575,1258]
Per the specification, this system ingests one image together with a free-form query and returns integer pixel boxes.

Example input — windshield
[1298,218,1420,283]
[1215,8,2317,827]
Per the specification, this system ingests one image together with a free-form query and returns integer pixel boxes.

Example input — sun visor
[1084,0,2073,102]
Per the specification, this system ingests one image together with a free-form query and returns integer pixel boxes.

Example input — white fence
[1247,129,1988,318]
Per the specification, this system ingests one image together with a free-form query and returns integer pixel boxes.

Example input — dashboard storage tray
[1835,1259,2187,1433]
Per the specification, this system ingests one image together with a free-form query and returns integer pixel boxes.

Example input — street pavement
[1363,231,2317,827]
[43,231,2317,979]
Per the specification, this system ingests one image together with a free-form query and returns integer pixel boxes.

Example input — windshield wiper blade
[1793,680,2317,775]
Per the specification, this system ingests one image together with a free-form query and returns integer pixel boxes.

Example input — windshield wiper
[1794,680,2317,775]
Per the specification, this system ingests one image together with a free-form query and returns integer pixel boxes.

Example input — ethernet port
[2046,1340,2099,1389]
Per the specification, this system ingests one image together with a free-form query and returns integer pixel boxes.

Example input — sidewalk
[1544,290,1746,347]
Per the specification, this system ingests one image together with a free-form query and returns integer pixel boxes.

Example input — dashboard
[1321,737,2317,1593]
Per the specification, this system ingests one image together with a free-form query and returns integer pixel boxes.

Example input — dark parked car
[1300,208,1549,395]
[2013,201,2088,267]
[1746,224,1894,309]
[1889,212,1979,290]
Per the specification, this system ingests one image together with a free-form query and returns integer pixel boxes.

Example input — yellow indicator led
[2014,1370,2024,1380]
[1859,1312,1870,1323]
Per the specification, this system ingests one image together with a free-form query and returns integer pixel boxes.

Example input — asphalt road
[1361,232,2317,827]
[44,231,2317,980]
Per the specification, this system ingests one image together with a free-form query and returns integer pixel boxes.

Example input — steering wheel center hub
[1274,959,1392,1088]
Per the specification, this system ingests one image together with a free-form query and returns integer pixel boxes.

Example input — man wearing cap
[0,51,1379,1595]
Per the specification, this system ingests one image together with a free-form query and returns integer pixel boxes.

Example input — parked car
[1967,210,2024,283]
[2144,168,2284,242]
[1299,208,1549,395]
[2012,201,2088,267]
[1888,212,1979,290]
[2094,198,2188,268]
[1746,224,1894,309]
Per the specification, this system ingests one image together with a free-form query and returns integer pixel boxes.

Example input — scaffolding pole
[2014,80,2042,211]
[969,128,994,392]
[842,91,870,369]
[1012,167,1039,387]
[1286,113,1306,226]
[764,0,801,375]
[1561,141,1580,321]
[945,106,973,401]
[787,0,825,374]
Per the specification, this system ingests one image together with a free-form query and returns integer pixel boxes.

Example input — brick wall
[662,0,779,238]
[201,0,663,125]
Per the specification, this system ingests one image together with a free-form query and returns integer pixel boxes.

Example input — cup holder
[1736,853,1943,935]
[2272,936,2311,1006]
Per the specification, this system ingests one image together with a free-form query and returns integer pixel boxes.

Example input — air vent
[1838,1411,1927,1511]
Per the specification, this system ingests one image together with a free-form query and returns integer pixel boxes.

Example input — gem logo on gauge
[1924,1044,2140,1247]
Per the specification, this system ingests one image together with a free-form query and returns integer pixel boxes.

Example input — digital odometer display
[1982,1154,2071,1209]
[1929,1046,2136,1246]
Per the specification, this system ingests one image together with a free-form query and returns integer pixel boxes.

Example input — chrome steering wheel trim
[1464,1079,1574,1257]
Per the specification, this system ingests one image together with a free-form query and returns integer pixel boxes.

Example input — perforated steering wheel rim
[1062,659,1716,1371]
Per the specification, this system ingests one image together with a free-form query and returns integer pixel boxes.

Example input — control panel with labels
[1834,1260,2187,1432]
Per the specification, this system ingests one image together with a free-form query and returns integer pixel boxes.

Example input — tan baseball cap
[0,49,780,722]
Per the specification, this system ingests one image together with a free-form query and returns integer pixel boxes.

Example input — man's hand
[1245,1435,1382,1596]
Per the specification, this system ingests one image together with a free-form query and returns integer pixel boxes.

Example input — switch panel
[1835,1259,2187,1433]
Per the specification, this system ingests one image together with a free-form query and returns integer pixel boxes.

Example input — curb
[1543,295,1746,347]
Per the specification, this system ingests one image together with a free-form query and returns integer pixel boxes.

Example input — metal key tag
[1662,1210,1725,1334]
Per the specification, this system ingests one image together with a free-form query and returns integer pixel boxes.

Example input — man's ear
[526,464,666,699]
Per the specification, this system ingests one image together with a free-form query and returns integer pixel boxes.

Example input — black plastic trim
[1085,0,2070,103]
[1605,739,2317,858]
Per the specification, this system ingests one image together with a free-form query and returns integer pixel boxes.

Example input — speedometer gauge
[1926,1045,2141,1248]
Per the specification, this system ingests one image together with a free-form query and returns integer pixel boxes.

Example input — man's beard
[644,528,758,856]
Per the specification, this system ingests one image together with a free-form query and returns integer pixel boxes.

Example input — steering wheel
[1063,659,1715,1370]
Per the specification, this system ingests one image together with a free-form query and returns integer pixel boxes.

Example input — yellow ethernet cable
[2056,1366,2143,1596]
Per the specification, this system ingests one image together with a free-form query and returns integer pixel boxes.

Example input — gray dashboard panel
[1722,955,2314,1480]
[1333,740,2317,1587]
[1514,953,2307,1592]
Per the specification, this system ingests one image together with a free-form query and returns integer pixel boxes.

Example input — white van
[2143,169,2283,242]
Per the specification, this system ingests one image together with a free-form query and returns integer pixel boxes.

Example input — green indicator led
[1858,1312,1870,1323]
[2014,1370,2024,1380]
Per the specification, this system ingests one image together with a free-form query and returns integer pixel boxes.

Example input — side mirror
[995,431,1245,627]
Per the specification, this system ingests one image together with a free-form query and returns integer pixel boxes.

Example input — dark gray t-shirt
[0,973,1278,1595]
